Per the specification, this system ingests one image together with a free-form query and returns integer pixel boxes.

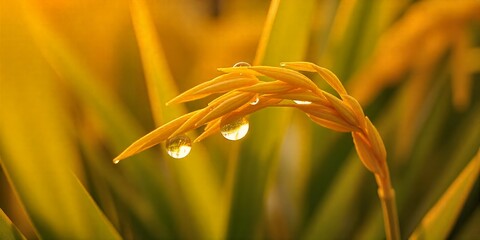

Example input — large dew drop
[233,62,251,68]
[220,117,249,141]
[293,100,312,105]
[166,135,192,159]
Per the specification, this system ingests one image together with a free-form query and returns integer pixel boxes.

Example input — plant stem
[376,174,401,240]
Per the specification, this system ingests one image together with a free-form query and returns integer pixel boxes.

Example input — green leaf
[13,1,173,238]
[254,0,316,65]
[303,155,366,240]
[23,8,175,236]
[226,0,316,238]
[409,151,479,239]
[455,206,480,239]
[129,0,222,238]
[0,209,25,240]
[0,2,121,239]
[129,0,184,123]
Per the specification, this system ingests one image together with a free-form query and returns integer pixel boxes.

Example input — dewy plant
[114,61,401,240]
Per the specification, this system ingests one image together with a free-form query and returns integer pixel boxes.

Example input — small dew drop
[113,160,120,164]
[293,100,312,105]
[233,62,251,68]
[166,134,192,159]
[220,117,249,141]
[250,96,259,105]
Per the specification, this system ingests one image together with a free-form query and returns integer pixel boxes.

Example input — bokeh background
[1,0,479,239]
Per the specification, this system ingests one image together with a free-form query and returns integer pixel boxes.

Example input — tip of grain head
[113,148,135,164]
[166,97,179,106]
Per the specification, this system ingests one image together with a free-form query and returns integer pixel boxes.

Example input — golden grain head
[114,62,387,178]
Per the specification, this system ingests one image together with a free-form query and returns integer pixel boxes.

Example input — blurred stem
[253,0,280,65]
[375,173,401,240]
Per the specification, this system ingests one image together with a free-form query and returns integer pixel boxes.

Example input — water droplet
[166,135,192,159]
[113,160,120,164]
[293,100,312,105]
[220,117,249,141]
[250,96,259,105]
[233,62,251,68]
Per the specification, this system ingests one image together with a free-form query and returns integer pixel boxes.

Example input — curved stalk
[376,173,401,240]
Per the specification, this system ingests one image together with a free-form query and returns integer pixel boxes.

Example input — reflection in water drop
[233,62,251,68]
[293,100,312,105]
[114,160,120,164]
[166,135,192,159]
[250,96,259,105]
[220,117,249,141]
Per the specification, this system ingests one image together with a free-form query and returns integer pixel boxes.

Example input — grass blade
[226,0,316,238]
[16,1,177,238]
[0,209,25,240]
[129,0,222,238]
[409,150,480,239]
[254,0,316,65]
[303,155,366,239]
[129,0,184,123]
[455,206,480,239]
[0,2,121,238]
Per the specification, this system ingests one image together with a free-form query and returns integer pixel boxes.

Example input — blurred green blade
[409,151,480,240]
[254,0,315,65]
[15,0,172,238]
[0,208,25,240]
[129,0,183,122]
[226,0,316,238]
[303,155,366,240]
[0,2,121,239]
[19,0,217,238]
[456,206,480,239]
[0,47,121,238]
[129,0,222,238]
